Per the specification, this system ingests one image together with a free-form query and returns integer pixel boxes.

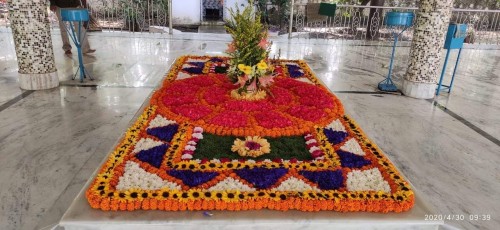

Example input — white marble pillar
[402,0,453,99]
[7,0,59,90]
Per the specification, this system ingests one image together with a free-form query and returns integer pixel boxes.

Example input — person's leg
[56,7,72,53]
[78,24,94,53]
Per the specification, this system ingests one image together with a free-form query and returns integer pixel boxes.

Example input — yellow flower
[238,64,246,72]
[230,89,267,101]
[243,66,253,75]
[125,188,144,200]
[231,136,271,158]
[257,61,268,70]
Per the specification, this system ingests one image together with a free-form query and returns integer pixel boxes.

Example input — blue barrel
[384,12,414,27]
[60,8,89,22]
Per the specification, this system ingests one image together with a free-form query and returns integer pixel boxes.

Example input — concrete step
[198,25,227,34]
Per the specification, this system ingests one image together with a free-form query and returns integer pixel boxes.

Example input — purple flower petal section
[299,170,343,190]
[135,144,169,168]
[182,67,203,74]
[210,57,224,62]
[323,129,348,145]
[235,168,288,189]
[187,62,206,68]
[147,124,179,142]
[286,65,304,78]
[337,150,371,168]
[168,170,219,187]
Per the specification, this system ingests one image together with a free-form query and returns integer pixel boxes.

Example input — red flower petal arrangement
[86,55,415,213]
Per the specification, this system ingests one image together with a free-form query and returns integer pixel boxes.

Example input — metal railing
[84,0,171,32]
[288,4,500,45]
[0,0,172,33]
[1,1,499,46]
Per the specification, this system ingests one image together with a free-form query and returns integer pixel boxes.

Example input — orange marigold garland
[86,56,415,212]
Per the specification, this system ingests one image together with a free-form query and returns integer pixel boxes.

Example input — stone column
[402,0,453,99]
[7,0,59,90]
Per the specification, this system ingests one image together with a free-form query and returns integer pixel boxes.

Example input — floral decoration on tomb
[225,0,274,100]
[85,55,415,213]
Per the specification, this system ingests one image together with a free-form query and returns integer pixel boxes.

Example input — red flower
[311,150,324,158]
[272,158,282,163]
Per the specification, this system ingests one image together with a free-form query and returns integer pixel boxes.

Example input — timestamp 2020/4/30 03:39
[424,214,491,221]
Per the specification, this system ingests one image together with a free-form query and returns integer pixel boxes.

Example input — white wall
[172,0,202,25]
[171,0,249,25]
[223,0,249,21]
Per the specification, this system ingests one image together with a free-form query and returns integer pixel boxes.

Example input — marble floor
[0,29,499,230]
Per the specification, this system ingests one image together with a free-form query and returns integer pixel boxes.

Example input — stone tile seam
[0,90,34,113]
[427,99,500,148]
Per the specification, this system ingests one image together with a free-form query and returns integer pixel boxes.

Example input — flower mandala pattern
[86,56,414,213]
[231,136,271,158]
[152,74,344,137]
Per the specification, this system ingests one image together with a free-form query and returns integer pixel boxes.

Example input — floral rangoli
[86,56,414,212]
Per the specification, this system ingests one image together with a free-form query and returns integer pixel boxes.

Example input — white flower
[176,72,192,80]
[181,154,193,160]
[194,127,204,133]
[116,161,181,190]
[246,159,256,164]
[305,139,317,145]
[340,138,365,156]
[304,134,313,139]
[187,141,197,145]
[208,177,255,192]
[346,168,391,193]
[187,58,209,62]
[210,159,221,164]
[184,145,196,151]
[273,177,320,192]
[309,146,321,153]
[132,138,164,154]
[284,62,299,66]
[192,133,203,139]
[326,119,346,132]
[148,115,176,129]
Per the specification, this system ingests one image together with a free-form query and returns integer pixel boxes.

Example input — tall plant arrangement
[225,0,274,100]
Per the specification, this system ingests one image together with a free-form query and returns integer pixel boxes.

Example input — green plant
[225,0,274,97]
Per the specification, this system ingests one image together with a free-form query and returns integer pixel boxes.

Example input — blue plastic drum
[60,8,89,22]
[384,12,414,27]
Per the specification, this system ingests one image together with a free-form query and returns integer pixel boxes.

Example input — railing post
[169,0,173,35]
[288,0,294,39]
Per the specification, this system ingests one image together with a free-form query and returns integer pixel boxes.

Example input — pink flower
[235,74,249,87]
[259,75,274,87]
[226,42,236,53]
[247,78,257,91]
[258,38,269,49]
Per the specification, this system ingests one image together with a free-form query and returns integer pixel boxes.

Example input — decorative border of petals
[86,56,414,212]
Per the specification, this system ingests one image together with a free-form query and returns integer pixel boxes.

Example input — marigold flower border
[86,55,415,212]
